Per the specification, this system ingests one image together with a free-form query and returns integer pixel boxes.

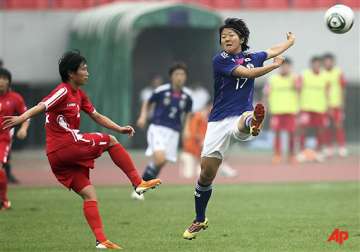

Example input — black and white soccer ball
[324,4,354,34]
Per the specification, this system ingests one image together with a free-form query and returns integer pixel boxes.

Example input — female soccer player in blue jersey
[183,18,295,239]
[133,63,193,200]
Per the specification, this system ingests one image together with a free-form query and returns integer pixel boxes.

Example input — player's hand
[273,56,285,67]
[286,32,295,45]
[136,116,146,129]
[119,125,135,137]
[16,128,28,140]
[2,115,25,130]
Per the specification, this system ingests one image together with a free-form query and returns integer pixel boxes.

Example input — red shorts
[299,111,328,128]
[0,140,11,164]
[47,133,110,193]
[270,114,296,132]
[328,107,344,124]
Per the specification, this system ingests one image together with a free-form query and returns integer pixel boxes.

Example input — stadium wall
[0,10,358,84]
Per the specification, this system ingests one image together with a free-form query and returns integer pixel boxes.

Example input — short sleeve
[41,87,68,111]
[251,51,268,66]
[213,53,238,76]
[185,96,193,113]
[14,93,27,115]
[80,90,95,114]
[148,90,161,104]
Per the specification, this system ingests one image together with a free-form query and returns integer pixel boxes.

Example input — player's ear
[239,37,244,44]
[68,71,75,81]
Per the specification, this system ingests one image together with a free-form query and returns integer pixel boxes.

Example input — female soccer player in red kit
[0,67,29,211]
[2,51,161,249]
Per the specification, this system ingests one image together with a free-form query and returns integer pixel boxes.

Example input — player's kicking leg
[250,103,266,136]
[106,135,161,196]
[237,103,266,138]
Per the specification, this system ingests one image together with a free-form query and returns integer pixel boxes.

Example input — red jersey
[0,91,27,142]
[41,83,95,154]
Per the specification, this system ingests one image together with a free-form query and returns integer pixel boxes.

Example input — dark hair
[322,52,335,60]
[284,57,292,65]
[168,62,188,76]
[219,18,250,51]
[311,56,322,63]
[58,50,87,82]
[0,67,12,84]
[0,58,3,68]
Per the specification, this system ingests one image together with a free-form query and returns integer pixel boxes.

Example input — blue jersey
[148,83,193,132]
[208,50,267,122]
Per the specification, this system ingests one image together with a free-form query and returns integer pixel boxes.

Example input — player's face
[311,60,321,73]
[0,76,10,93]
[323,57,334,70]
[170,69,187,88]
[280,63,291,75]
[70,63,89,86]
[221,28,242,54]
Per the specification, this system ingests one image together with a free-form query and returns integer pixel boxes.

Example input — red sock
[299,131,306,151]
[324,127,333,147]
[108,143,142,186]
[288,132,295,156]
[336,127,346,147]
[316,129,324,151]
[274,131,281,155]
[83,200,107,242]
[0,169,8,202]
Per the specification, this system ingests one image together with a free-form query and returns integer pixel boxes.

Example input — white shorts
[201,115,252,160]
[145,124,180,162]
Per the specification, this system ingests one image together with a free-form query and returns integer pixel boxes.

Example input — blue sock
[194,181,212,222]
[142,163,159,181]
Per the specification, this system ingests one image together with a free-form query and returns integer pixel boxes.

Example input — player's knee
[78,185,97,201]
[153,152,166,167]
[109,135,118,146]
[199,166,216,184]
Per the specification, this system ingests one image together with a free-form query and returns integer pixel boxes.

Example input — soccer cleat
[272,154,282,164]
[0,200,11,211]
[219,162,237,177]
[135,179,161,195]
[338,147,348,157]
[322,147,334,158]
[96,240,122,250]
[131,190,145,201]
[183,218,209,240]
[250,103,265,136]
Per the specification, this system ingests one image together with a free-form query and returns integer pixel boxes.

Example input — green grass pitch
[1,182,359,251]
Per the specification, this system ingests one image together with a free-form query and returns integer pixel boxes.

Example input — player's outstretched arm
[16,119,30,140]
[233,56,285,79]
[2,103,46,130]
[136,100,149,129]
[182,113,192,141]
[89,111,135,136]
[266,32,295,60]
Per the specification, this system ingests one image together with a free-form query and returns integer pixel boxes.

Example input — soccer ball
[324,4,354,34]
